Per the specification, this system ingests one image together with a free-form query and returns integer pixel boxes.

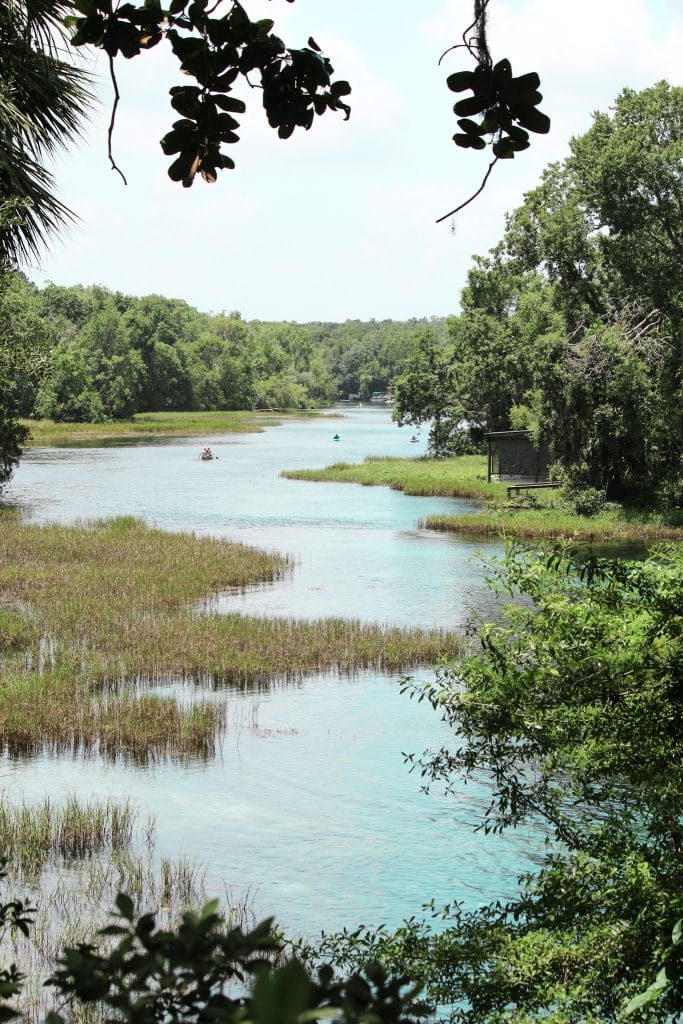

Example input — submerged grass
[0,803,250,1024]
[284,454,683,541]
[0,517,458,759]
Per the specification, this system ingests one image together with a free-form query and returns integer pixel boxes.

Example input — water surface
[3,407,539,936]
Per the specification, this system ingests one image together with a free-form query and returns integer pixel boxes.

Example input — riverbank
[283,455,683,542]
[20,409,326,447]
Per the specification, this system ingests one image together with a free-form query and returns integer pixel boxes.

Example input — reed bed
[0,796,137,878]
[424,510,683,542]
[0,670,226,763]
[87,613,456,685]
[0,812,249,1024]
[0,516,458,759]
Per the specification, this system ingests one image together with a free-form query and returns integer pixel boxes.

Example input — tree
[313,543,683,1023]
[393,330,466,455]
[0,887,424,1024]
[397,82,682,500]
[0,271,52,488]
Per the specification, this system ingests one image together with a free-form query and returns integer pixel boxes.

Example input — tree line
[395,81,682,506]
[0,269,445,485]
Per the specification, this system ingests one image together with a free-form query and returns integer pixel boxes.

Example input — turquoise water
[2,407,540,936]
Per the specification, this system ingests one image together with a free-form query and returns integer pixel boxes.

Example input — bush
[572,487,607,516]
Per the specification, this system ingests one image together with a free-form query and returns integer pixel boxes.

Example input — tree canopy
[395,81,683,505]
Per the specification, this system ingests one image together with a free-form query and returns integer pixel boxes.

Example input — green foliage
[393,330,466,455]
[33,894,421,1024]
[0,272,51,488]
[543,313,678,501]
[0,2,91,262]
[402,82,682,501]
[569,486,607,517]
[316,544,683,1022]
[0,274,433,425]
[0,860,34,1023]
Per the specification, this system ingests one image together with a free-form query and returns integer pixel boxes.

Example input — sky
[24,0,683,322]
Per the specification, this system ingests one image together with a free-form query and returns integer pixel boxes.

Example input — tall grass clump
[0,669,227,763]
[0,795,137,877]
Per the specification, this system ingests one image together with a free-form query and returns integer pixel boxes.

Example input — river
[2,407,540,938]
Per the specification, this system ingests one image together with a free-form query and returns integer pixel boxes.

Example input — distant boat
[199,447,214,460]
[333,434,340,441]
[410,435,419,443]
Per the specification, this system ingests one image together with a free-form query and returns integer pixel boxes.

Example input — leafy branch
[64,0,351,188]
[437,0,550,222]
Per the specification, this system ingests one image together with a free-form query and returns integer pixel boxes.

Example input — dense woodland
[2,273,443,419]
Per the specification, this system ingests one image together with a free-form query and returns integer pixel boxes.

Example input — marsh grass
[0,796,137,878]
[424,508,683,542]
[0,517,457,759]
[282,454,507,500]
[0,672,227,762]
[283,455,683,541]
[0,608,37,651]
[0,516,290,621]
[1,811,250,1024]
[21,410,282,447]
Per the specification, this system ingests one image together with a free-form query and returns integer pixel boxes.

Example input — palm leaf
[0,1,92,263]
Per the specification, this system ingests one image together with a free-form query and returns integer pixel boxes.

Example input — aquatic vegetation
[0,806,249,1024]
[284,455,683,541]
[0,795,137,878]
[21,410,280,447]
[0,671,227,762]
[0,517,458,760]
[282,454,506,500]
[424,509,683,541]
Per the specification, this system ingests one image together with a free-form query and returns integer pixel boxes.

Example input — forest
[2,273,442,418]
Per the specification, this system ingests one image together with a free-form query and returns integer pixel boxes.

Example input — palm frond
[0,1,92,264]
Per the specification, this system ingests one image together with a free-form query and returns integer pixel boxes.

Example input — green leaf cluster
[64,0,351,186]
[36,893,423,1024]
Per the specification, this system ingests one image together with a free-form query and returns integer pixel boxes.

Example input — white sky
[24,0,683,322]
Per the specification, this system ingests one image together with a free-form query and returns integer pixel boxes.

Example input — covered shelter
[486,430,552,483]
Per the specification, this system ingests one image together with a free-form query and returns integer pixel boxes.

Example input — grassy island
[283,455,683,542]
[0,516,458,762]
[21,410,289,447]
